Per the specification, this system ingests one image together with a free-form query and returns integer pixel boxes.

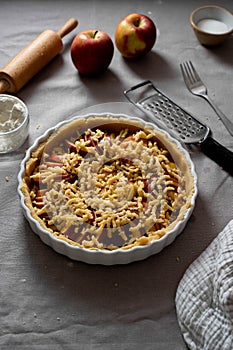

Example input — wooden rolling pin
[0,18,78,93]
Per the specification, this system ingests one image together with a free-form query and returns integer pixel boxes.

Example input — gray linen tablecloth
[0,0,232,349]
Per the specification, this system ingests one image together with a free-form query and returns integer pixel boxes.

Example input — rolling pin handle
[57,18,78,38]
[0,80,10,94]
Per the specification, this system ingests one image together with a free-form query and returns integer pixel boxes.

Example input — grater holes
[141,98,206,141]
[144,103,163,121]
[175,112,185,119]
[145,102,160,109]
[180,134,187,140]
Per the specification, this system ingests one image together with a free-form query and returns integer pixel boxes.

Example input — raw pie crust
[20,115,195,250]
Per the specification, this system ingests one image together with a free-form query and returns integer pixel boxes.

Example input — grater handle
[200,137,233,176]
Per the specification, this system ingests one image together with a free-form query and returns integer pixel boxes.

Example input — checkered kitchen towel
[175,220,233,350]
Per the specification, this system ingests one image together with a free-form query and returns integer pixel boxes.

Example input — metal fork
[180,60,233,137]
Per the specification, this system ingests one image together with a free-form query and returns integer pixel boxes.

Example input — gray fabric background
[0,0,232,349]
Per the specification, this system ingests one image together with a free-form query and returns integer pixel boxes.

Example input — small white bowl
[17,113,197,265]
[0,94,29,153]
[190,5,233,46]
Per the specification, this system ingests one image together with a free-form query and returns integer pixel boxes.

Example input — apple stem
[133,18,141,27]
[93,30,99,39]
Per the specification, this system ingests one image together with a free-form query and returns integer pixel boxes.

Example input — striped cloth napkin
[175,220,233,350]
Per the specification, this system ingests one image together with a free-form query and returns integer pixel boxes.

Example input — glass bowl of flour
[0,94,29,153]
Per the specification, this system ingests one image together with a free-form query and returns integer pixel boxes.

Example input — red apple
[70,30,114,76]
[115,13,156,58]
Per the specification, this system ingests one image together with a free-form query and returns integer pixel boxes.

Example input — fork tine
[180,62,185,79]
[180,60,202,86]
[180,61,192,87]
[180,62,189,84]
[188,61,201,83]
[185,61,195,83]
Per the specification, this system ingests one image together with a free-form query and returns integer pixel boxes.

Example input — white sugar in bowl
[190,5,233,46]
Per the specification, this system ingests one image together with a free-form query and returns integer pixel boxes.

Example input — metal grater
[124,80,233,176]
[124,80,210,144]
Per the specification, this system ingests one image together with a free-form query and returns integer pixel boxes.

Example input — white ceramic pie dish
[17,113,197,265]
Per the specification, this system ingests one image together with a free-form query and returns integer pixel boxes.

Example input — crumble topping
[21,117,193,251]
